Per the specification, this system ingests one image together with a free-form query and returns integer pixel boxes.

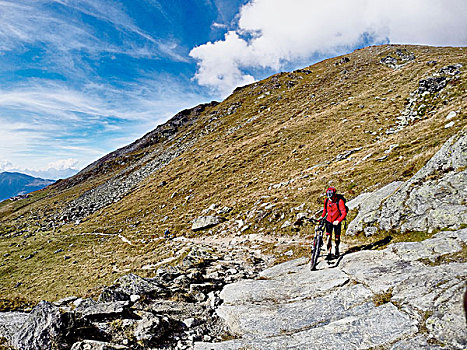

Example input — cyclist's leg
[335,223,341,256]
[325,221,333,258]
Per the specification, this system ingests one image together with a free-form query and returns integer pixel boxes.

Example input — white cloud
[47,158,79,171]
[0,77,211,174]
[190,0,467,95]
[190,31,256,96]
[0,160,15,172]
[0,0,187,62]
[211,22,228,29]
[0,158,79,179]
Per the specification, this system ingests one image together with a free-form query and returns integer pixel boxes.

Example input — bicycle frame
[309,215,327,270]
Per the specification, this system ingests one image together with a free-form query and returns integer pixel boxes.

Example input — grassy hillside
[0,44,465,306]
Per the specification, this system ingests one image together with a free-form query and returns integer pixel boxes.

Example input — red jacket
[321,197,347,223]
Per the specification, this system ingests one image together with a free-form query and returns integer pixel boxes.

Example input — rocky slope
[0,127,465,350]
[196,229,467,349]
[2,228,465,350]
[0,44,466,319]
[347,130,467,236]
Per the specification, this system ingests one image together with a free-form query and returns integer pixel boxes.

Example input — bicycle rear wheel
[310,235,322,270]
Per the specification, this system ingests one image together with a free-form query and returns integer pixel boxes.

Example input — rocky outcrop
[379,130,466,232]
[0,312,29,345]
[346,181,403,236]
[0,246,267,350]
[98,273,169,302]
[380,48,415,69]
[11,301,64,350]
[195,228,467,349]
[388,63,462,133]
[347,130,467,235]
[192,216,227,231]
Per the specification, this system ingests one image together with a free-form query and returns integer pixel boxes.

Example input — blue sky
[0,0,465,179]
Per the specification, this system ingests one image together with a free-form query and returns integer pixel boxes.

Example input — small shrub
[372,288,393,306]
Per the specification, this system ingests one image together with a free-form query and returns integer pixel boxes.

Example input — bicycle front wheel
[310,235,322,270]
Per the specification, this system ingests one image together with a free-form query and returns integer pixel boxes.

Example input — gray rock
[198,229,466,349]
[335,147,362,161]
[196,303,416,350]
[99,273,168,302]
[388,228,466,262]
[418,77,447,94]
[346,131,466,235]
[53,296,78,307]
[381,55,398,68]
[439,63,462,76]
[192,216,226,231]
[12,301,64,350]
[73,298,96,308]
[219,258,348,306]
[70,340,129,350]
[217,285,374,337]
[0,311,29,345]
[74,301,129,320]
[346,181,403,236]
[340,249,425,294]
[390,335,443,349]
[425,282,467,349]
[133,311,168,346]
[378,131,467,233]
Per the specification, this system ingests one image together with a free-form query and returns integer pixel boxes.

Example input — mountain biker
[321,187,347,260]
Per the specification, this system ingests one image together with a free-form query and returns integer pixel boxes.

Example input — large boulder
[379,130,466,233]
[133,311,169,347]
[11,301,65,350]
[192,216,226,231]
[347,130,466,235]
[346,181,403,236]
[0,311,29,345]
[98,273,168,302]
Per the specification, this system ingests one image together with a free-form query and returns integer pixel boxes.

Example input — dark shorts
[325,221,341,237]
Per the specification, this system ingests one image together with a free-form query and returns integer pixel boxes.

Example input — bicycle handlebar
[306,213,328,224]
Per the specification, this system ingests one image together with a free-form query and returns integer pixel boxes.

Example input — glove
[333,220,339,225]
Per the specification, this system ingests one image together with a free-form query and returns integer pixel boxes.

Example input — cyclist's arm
[336,199,347,222]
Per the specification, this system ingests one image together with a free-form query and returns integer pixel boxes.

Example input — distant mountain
[0,172,55,202]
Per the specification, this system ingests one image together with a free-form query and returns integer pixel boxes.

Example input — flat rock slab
[75,301,129,320]
[196,303,417,350]
[192,216,226,231]
[220,258,349,305]
[196,228,467,350]
[217,284,373,337]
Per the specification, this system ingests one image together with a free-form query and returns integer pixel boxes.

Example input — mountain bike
[309,214,327,270]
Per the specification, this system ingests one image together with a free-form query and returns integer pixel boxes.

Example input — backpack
[325,194,349,227]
